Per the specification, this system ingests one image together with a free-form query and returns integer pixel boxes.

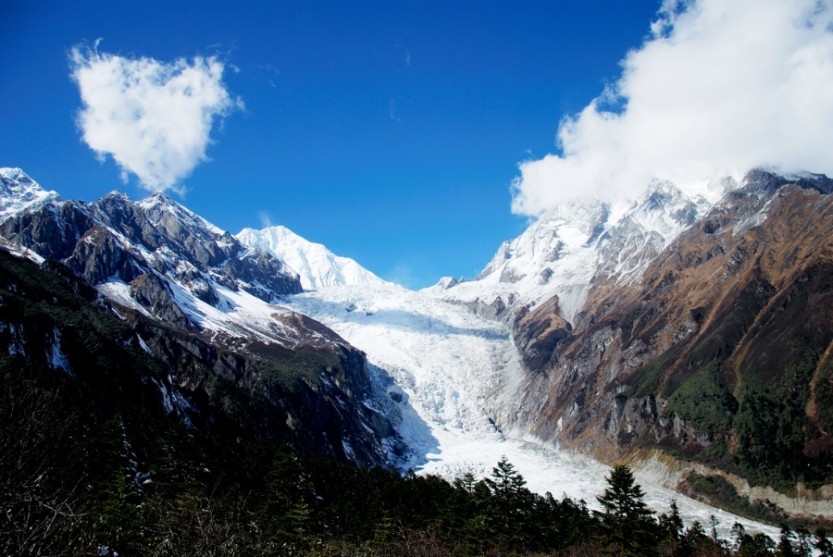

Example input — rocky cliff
[511,170,833,488]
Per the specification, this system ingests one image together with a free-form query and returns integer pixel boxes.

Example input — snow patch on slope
[48,327,73,376]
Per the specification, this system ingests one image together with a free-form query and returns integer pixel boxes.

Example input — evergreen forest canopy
[3,359,833,557]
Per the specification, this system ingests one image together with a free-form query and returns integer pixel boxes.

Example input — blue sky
[4,1,832,288]
[0,0,661,287]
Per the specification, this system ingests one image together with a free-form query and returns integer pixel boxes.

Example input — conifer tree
[484,456,531,548]
[597,464,656,556]
[658,499,684,541]
[597,464,653,523]
[779,525,797,557]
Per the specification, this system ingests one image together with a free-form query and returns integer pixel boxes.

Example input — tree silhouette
[597,464,656,555]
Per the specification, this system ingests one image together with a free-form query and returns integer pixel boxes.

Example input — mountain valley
[2,166,833,553]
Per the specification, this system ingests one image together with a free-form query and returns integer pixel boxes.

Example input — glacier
[283,280,779,540]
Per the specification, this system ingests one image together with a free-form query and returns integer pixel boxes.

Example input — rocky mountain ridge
[0,168,410,468]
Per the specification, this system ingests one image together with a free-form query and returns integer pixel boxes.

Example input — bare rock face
[0,200,94,261]
[130,273,195,331]
[218,249,302,301]
[0,188,302,328]
[512,296,572,371]
[513,170,833,486]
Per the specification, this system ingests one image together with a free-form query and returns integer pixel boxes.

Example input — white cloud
[512,0,833,216]
[70,44,242,193]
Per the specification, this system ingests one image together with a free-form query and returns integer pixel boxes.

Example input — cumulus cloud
[70,43,242,193]
[512,0,833,216]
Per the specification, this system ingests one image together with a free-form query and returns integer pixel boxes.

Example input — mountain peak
[741,167,833,195]
[136,191,226,237]
[137,190,177,209]
[236,225,388,290]
[0,167,60,223]
[0,167,29,181]
[101,190,131,201]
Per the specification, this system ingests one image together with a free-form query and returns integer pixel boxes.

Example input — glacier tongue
[286,283,520,471]
[286,281,778,539]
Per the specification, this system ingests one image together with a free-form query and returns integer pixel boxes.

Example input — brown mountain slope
[512,174,833,489]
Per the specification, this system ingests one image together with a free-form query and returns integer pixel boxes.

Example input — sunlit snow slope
[0,167,59,222]
[237,225,388,290]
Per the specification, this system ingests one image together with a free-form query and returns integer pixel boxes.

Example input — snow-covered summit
[425,179,715,324]
[423,197,612,322]
[0,167,59,223]
[237,225,389,290]
[593,179,712,284]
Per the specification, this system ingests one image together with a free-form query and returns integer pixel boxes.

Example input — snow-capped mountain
[424,178,721,325]
[501,169,833,521]
[269,173,804,534]
[237,225,388,290]
[0,167,59,223]
[292,170,831,526]
[0,182,302,335]
[0,168,409,467]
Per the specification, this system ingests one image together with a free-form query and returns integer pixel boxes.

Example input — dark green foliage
[676,520,726,557]
[775,524,814,557]
[815,529,833,557]
[257,345,338,392]
[631,352,673,397]
[482,456,530,545]
[665,360,738,436]
[1,366,806,557]
[734,351,817,487]
[596,464,659,556]
[817,362,833,436]
[655,348,832,491]
[0,373,92,555]
[683,472,789,526]
[737,531,776,556]
[659,499,685,543]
